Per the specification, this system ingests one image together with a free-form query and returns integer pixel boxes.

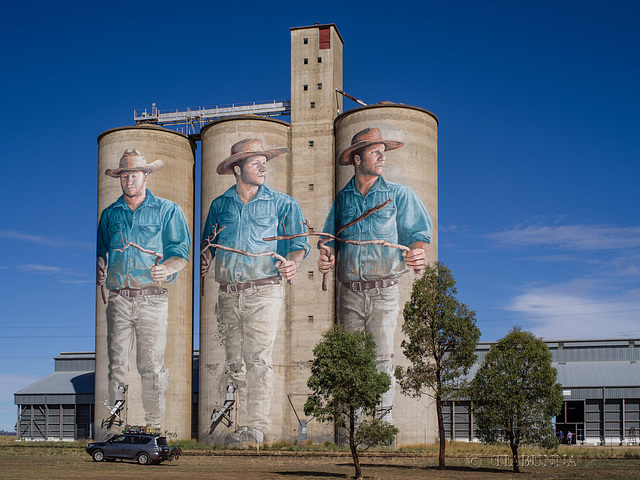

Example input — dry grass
[2,436,639,480]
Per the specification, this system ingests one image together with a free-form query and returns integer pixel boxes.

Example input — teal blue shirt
[97,190,191,290]
[321,176,432,283]
[202,184,310,283]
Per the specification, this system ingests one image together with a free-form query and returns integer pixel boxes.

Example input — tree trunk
[510,442,519,473]
[436,397,446,470]
[349,407,362,479]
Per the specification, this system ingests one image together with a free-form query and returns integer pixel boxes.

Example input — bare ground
[1,447,640,480]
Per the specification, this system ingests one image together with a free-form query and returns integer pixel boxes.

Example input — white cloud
[505,282,640,339]
[488,223,640,251]
[17,264,89,283]
[0,229,93,250]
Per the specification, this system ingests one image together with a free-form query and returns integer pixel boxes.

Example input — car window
[124,436,139,444]
[139,437,152,445]
[111,435,126,443]
[156,437,168,446]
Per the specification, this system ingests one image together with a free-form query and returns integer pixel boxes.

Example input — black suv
[86,433,177,465]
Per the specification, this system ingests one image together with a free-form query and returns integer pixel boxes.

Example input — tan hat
[105,149,165,177]
[217,139,288,175]
[338,127,404,165]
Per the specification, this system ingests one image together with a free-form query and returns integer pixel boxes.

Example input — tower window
[310,102,315,108]
[317,56,322,63]
[308,184,314,191]
[309,141,314,147]
[317,83,322,90]
[303,58,308,65]
[303,37,308,44]
[303,84,308,91]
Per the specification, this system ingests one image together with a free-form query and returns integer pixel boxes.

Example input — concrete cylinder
[199,116,292,445]
[95,125,195,440]
[334,103,438,445]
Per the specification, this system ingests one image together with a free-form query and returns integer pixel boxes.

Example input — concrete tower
[284,24,344,442]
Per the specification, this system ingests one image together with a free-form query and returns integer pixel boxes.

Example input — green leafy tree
[470,327,563,473]
[304,326,398,480]
[395,261,480,470]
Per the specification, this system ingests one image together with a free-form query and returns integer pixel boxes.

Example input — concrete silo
[96,125,195,440]
[199,116,306,445]
[333,103,439,445]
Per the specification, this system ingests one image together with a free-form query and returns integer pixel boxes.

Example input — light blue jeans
[338,283,400,417]
[106,291,169,427]
[217,283,284,432]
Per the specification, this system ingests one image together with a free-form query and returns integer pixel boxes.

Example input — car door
[121,436,140,458]
[103,435,126,458]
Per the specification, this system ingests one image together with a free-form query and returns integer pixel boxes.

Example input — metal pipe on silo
[95,125,195,440]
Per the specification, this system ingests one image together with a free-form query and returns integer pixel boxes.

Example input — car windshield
[156,437,168,446]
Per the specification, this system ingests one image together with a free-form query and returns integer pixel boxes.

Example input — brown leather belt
[219,276,281,293]
[342,275,398,292]
[111,286,167,297]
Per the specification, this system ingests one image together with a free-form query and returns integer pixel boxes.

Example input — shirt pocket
[337,207,358,239]
[137,223,162,252]
[249,202,278,243]
[108,222,125,250]
[372,206,397,239]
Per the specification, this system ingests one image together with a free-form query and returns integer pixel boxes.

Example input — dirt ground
[1,447,640,480]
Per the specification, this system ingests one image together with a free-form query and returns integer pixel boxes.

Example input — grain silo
[332,103,439,445]
[199,116,305,445]
[95,125,195,440]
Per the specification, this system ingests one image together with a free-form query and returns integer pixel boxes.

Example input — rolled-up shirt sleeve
[279,198,311,258]
[162,202,192,262]
[395,185,432,247]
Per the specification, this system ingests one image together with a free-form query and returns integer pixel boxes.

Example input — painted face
[238,155,268,186]
[355,143,386,177]
[120,171,147,198]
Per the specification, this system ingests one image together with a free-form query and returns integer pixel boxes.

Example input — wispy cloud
[17,264,90,283]
[504,281,640,340]
[487,223,640,251]
[0,229,94,250]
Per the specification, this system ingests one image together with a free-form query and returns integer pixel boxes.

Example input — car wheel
[92,450,105,462]
[137,452,150,465]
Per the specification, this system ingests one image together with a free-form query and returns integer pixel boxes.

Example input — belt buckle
[351,281,362,292]
[121,289,130,298]
[228,284,238,293]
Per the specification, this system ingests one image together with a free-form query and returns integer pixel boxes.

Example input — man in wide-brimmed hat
[97,148,191,429]
[201,138,310,444]
[318,127,432,422]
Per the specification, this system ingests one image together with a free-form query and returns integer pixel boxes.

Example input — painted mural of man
[97,148,191,428]
[201,139,310,444]
[318,127,432,422]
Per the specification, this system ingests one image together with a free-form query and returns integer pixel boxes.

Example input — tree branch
[263,199,421,291]
[200,224,290,296]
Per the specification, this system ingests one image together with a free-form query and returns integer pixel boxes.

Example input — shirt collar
[114,189,158,210]
[223,183,274,202]
[345,175,389,197]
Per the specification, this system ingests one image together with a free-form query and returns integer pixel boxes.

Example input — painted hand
[150,264,169,282]
[317,249,335,274]
[276,260,297,281]
[96,257,106,286]
[201,253,211,277]
[402,248,426,270]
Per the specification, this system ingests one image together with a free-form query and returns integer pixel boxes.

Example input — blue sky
[1,0,638,431]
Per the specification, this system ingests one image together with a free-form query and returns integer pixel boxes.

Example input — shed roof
[14,371,94,396]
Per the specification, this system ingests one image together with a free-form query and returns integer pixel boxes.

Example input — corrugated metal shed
[14,371,94,396]
[555,361,640,388]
